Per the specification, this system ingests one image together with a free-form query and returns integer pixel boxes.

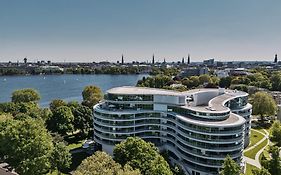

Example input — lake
[0,74,147,107]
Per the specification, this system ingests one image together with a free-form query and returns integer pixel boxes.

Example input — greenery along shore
[0,65,149,75]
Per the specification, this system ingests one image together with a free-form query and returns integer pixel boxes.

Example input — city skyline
[0,0,280,62]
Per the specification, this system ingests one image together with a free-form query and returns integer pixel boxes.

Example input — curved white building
[93,86,252,175]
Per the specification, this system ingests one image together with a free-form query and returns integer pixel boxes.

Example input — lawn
[66,141,83,150]
[248,130,264,147]
[244,138,268,159]
[245,163,259,175]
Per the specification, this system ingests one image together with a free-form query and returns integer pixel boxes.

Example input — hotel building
[93,86,252,175]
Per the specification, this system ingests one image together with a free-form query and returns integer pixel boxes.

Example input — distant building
[274,54,278,63]
[187,54,190,64]
[121,54,124,64]
[40,65,63,72]
[23,58,27,64]
[180,67,208,77]
[216,61,223,67]
[152,54,155,65]
[215,69,229,78]
[229,68,250,76]
[203,58,215,66]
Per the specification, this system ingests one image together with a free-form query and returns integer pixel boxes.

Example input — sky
[0,0,280,63]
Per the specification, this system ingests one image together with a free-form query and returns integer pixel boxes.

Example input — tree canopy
[11,88,40,103]
[251,92,277,122]
[270,120,281,146]
[71,104,93,134]
[262,146,281,175]
[74,151,141,175]
[113,137,172,175]
[252,168,271,175]
[219,155,240,175]
[47,106,74,135]
[0,118,51,174]
[50,99,67,112]
[82,85,103,108]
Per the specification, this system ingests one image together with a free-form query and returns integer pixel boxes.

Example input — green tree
[219,77,232,88]
[270,120,281,146]
[50,99,67,112]
[189,76,200,87]
[271,71,281,91]
[0,102,16,114]
[50,142,72,173]
[47,106,74,135]
[252,168,271,175]
[251,92,277,123]
[71,104,93,134]
[0,118,53,175]
[114,137,172,175]
[74,151,141,175]
[219,155,240,175]
[11,88,40,103]
[263,146,281,175]
[199,74,211,85]
[82,85,103,108]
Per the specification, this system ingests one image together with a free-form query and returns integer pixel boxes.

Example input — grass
[255,128,267,135]
[244,138,268,159]
[66,141,83,150]
[245,163,259,175]
[248,129,264,147]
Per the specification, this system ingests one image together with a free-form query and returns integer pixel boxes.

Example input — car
[82,139,95,149]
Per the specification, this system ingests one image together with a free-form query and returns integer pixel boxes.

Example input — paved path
[244,129,269,169]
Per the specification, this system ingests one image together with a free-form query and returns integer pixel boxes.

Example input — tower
[274,54,278,63]
[152,54,155,64]
[182,57,184,64]
[121,54,124,64]
[23,57,27,64]
[188,54,190,64]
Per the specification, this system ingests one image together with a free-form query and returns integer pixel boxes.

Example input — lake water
[0,74,146,107]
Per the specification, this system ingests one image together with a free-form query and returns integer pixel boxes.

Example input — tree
[114,137,173,175]
[11,88,40,103]
[82,86,103,108]
[47,106,74,135]
[71,104,93,134]
[271,71,281,91]
[251,92,277,123]
[74,151,141,175]
[219,77,232,88]
[50,142,72,173]
[0,118,53,175]
[50,99,67,112]
[199,74,211,85]
[0,102,16,114]
[252,168,271,175]
[263,146,281,175]
[219,155,240,175]
[270,120,281,146]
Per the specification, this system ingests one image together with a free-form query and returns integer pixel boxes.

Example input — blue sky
[0,0,280,62]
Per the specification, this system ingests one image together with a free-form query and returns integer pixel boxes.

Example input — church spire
[121,54,124,64]
[274,54,278,63]
[188,54,190,64]
[152,54,155,64]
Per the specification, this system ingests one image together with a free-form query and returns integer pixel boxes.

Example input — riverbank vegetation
[0,85,103,174]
